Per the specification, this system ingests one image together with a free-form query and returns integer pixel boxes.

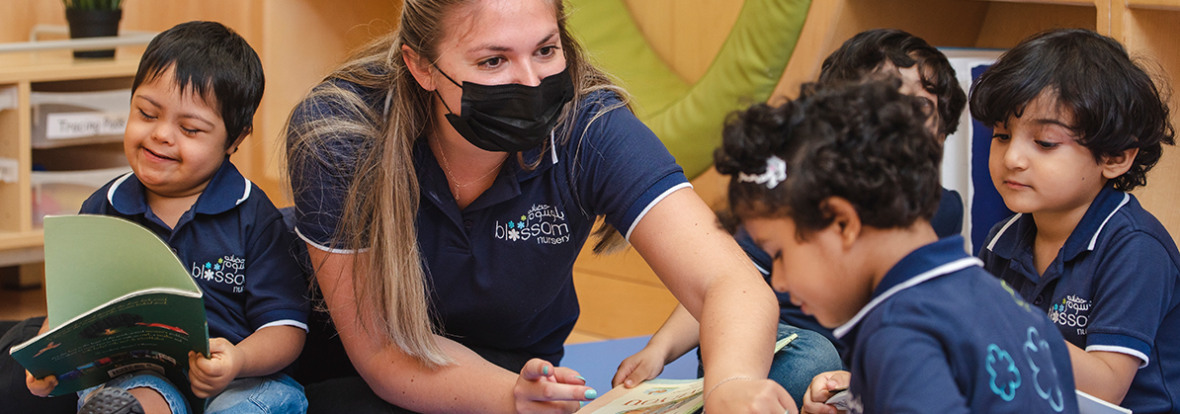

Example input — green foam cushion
[568,0,811,178]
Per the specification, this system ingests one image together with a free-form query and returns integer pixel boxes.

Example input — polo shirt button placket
[1034,295,1044,306]
[463,219,473,232]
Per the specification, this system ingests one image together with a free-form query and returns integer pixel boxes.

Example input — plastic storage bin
[30,89,131,148]
[31,166,130,227]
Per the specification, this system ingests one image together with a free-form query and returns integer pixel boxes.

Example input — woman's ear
[821,197,862,249]
[1101,147,1139,180]
[401,45,435,91]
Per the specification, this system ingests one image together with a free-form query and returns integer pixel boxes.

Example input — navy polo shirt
[290,86,688,362]
[80,160,310,344]
[835,236,1078,413]
[981,184,1180,413]
[933,188,964,240]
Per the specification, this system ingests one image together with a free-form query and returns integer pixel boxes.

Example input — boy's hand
[801,370,850,414]
[188,337,244,398]
[25,370,57,397]
[611,345,668,388]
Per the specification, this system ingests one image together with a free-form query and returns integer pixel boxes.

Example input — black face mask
[434,66,575,152]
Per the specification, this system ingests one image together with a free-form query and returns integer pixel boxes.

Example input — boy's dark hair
[132,21,264,149]
[971,28,1175,191]
[715,80,943,238]
[820,28,966,138]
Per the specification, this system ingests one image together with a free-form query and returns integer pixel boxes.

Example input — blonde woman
[285,0,790,412]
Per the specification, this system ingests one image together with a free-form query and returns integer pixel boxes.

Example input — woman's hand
[514,358,597,413]
[188,337,245,398]
[611,344,668,388]
[801,370,850,414]
[705,377,797,414]
[25,370,57,397]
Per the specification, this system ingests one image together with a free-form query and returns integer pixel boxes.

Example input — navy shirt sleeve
[568,93,688,238]
[1085,229,1175,364]
[287,81,376,251]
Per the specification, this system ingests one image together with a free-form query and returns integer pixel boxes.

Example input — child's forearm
[232,325,306,377]
[648,304,702,363]
[1066,342,1139,404]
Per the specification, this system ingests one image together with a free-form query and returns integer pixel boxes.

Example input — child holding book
[25,21,309,414]
[973,28,1179,412]
[720,80,1077,413]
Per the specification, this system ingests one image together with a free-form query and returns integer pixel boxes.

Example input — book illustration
[578,334,799,413]
[9,215,209,412]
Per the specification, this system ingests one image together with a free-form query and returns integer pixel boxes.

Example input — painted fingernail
[576,375,587,382]
[585,389,598,400]
[542,365,549,376]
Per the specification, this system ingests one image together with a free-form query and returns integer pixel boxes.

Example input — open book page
[578,379,704,414]
[578,333,800,413]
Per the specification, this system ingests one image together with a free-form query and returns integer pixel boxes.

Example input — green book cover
[9,215,209,409]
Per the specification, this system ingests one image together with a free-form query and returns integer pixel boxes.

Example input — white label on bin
[45,112,127,139]
[0,157,16,183]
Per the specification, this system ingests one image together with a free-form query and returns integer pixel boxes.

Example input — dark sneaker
[78,387,145,414]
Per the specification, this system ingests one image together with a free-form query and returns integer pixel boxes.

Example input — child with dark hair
[25,21,309,414]
[720,80,1077,413]
[819,28,967,238]
[611,29,974,407]
[973,28,1179,412]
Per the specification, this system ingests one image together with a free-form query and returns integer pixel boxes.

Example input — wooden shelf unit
[0,50,141,254]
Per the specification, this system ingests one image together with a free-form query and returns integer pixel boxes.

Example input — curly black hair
[712,81,943,238]
[715,80,943,238]
[819,28,967,139]
[970,28,1175,191]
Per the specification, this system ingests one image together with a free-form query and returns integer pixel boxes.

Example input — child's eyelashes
[1034,140,1059,149]
[137,109,158,120]
[992,133,1011,142]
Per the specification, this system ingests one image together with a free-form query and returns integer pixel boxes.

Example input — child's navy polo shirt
[290,86,688,363]
[835,236,1078,413]
[80,160,310,344]
[981,184,1180,413]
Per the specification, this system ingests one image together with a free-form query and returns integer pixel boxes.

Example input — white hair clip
[738,155,787,189]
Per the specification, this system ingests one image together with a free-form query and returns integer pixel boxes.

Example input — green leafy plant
[63,0,123,10]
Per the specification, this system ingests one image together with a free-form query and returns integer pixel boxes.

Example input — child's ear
[821,196,862,249]
[401,45,435,91]
[1100,147,1139,180]
[225,132,249,155]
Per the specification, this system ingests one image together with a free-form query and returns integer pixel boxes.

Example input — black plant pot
[65,8,123,59]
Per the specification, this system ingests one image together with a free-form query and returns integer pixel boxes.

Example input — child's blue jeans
[698,323,844,408]
[79,371,307,414]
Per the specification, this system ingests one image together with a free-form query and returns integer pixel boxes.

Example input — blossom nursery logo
[1047,295,1090,335]
[190,255,247,293]
[494,204,571,245]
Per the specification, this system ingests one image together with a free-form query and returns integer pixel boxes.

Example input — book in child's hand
[10,215,208,408]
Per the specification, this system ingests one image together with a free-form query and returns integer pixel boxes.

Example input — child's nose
[151,124,175,144]
[1003,142,1028,170]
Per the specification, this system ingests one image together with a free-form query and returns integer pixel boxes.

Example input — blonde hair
[286,0,627,367]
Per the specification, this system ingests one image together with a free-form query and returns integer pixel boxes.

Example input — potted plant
[63,0,124,58]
